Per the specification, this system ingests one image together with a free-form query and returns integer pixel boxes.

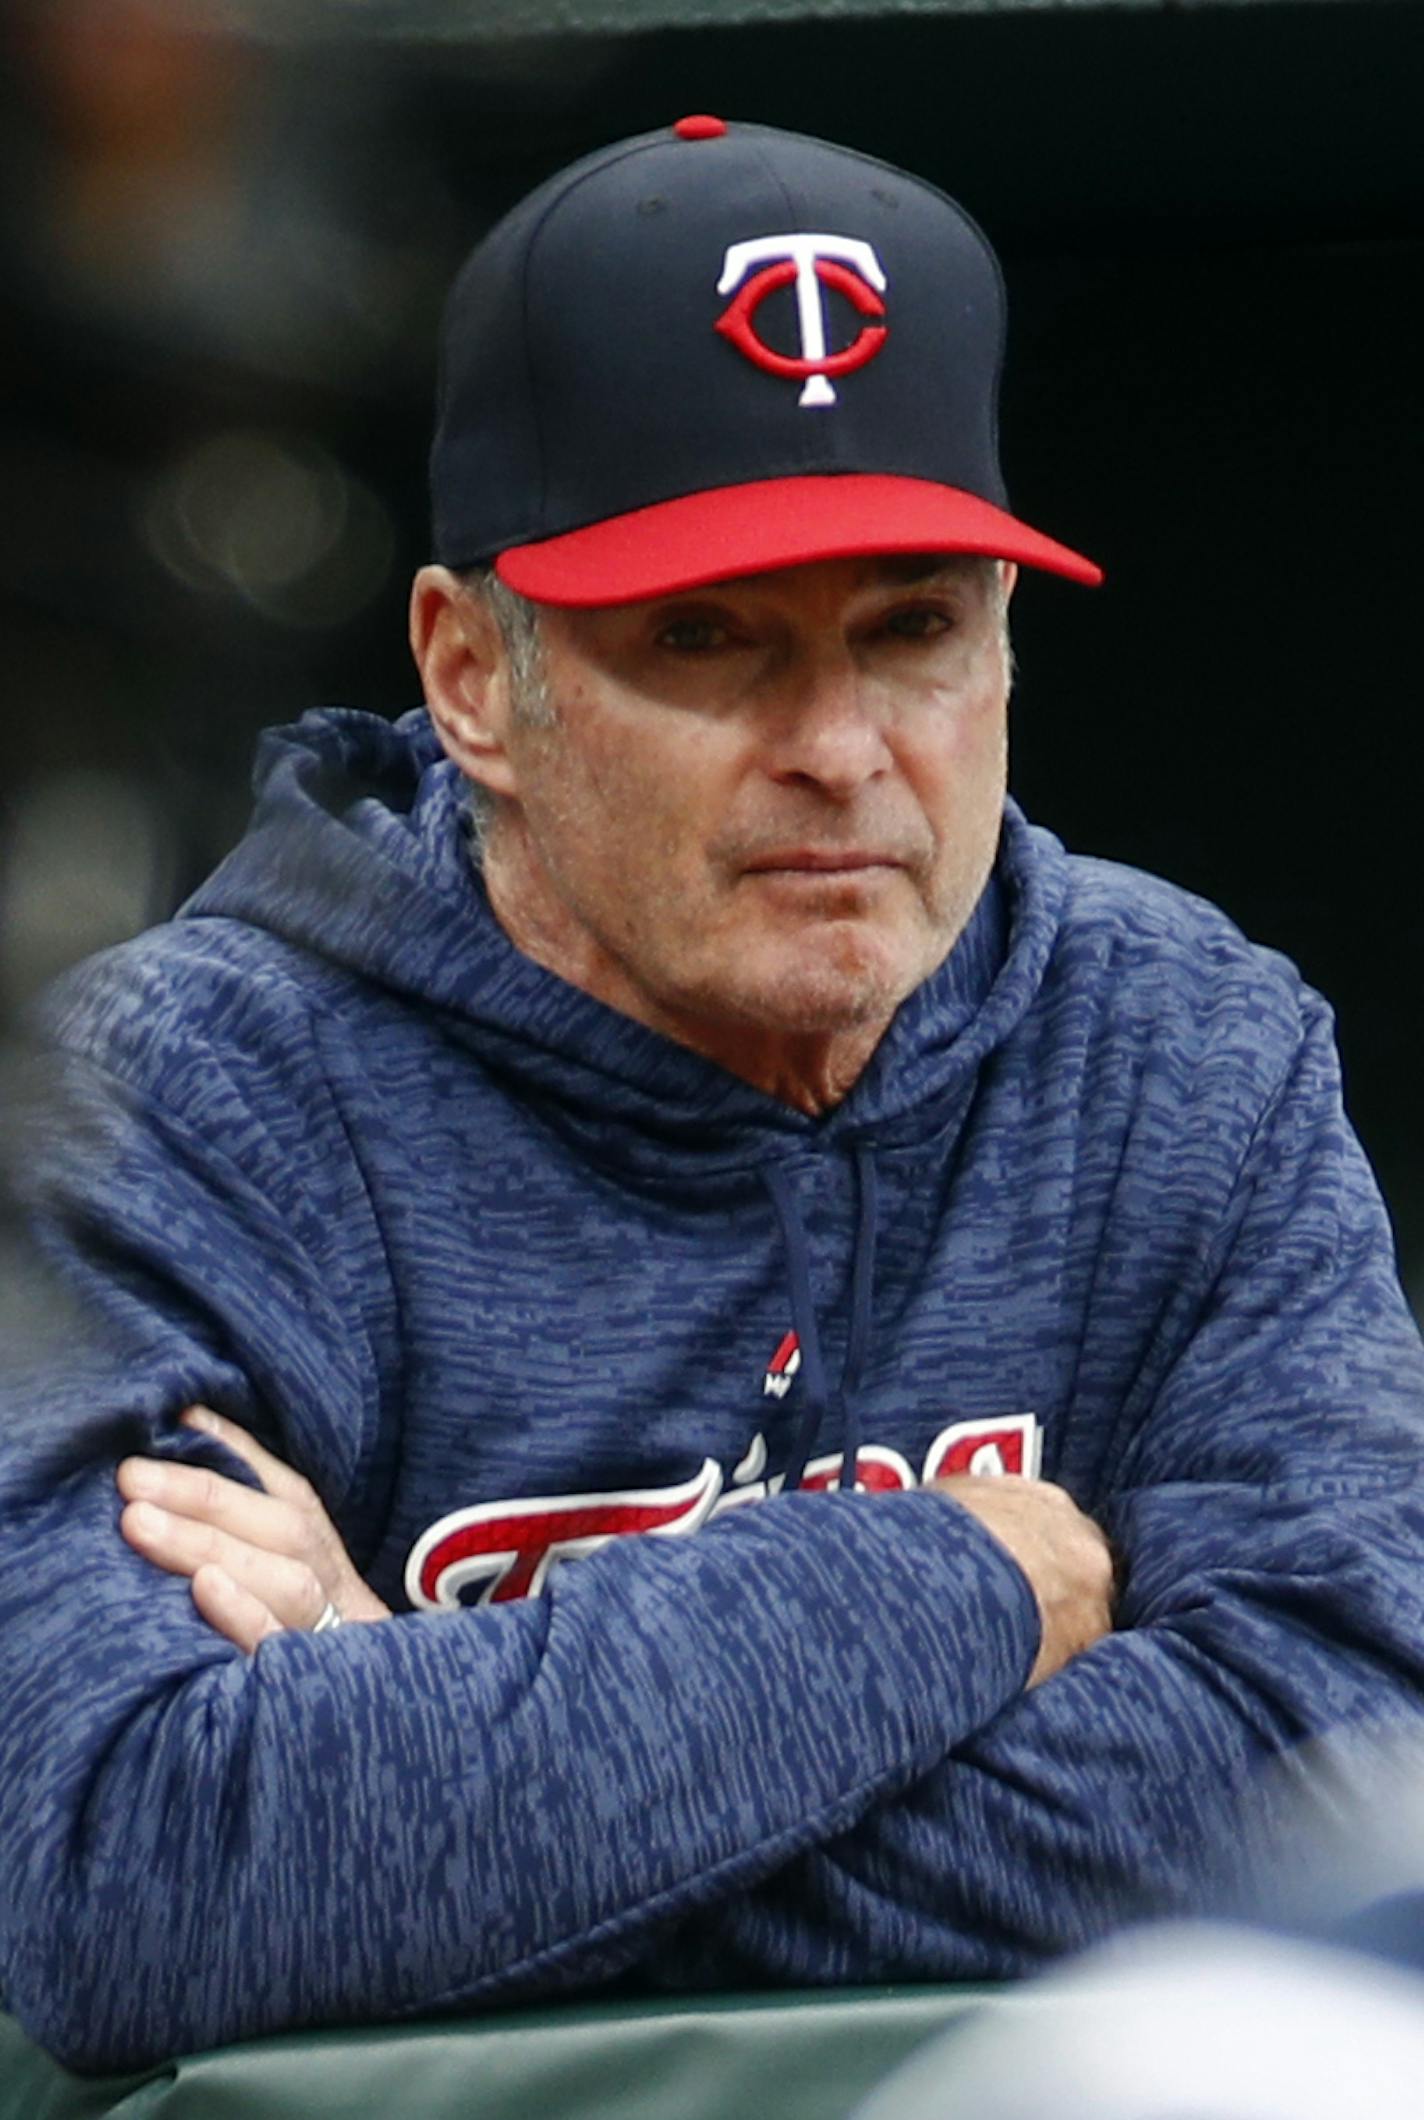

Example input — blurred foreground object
[0,769,177,1015]
[855,1922,1424,2120]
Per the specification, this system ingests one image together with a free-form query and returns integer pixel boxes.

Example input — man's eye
[655,617,730,653]
[882,605,954,641]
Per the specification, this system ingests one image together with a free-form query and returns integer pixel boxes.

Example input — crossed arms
[5,977,1424,2069]
[115,1407,1114,1684]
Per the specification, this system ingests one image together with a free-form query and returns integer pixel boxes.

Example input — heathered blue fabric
[3,705,1424,2070]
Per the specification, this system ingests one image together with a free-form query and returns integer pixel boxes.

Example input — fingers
[116,1409,395,1633]
[176,1408,376,1607]
[191,1563,286,1656]
[120,1496,328,1630]
[932,1473,1115,1687]
[117,1451,309,1555]
[180,1405,313,1504]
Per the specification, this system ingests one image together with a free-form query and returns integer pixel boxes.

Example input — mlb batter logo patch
[762,1330,802,1399]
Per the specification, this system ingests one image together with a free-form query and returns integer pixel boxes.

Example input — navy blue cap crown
[430,117,1099,603]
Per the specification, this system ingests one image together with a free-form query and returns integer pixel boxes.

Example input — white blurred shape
[855,1923,1424,2120]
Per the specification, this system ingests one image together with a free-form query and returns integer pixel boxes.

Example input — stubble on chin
[674,895,936,1039]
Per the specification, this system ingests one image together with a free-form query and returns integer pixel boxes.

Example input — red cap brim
[495,473,1102,606]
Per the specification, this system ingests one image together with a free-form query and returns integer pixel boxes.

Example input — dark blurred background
[1,0,1421,1286]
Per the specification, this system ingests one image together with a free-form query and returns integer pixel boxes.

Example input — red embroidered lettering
[921,1414,1042,1483]
[406,1458,724,1610]
[799,1446,916,1495]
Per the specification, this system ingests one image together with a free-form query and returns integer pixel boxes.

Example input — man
[3,115,1423,2073]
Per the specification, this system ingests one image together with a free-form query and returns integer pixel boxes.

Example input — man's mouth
[742,850,902,874]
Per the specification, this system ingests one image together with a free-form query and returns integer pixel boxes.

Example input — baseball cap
[431,114,1102,606]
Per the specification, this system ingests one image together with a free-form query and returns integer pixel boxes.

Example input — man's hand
[117,1407,391,1652]
[932,1474,1115,1686]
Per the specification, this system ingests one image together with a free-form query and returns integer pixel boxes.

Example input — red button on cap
[673,114,728,140]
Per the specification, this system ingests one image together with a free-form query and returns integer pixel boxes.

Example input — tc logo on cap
[715,233,888,407]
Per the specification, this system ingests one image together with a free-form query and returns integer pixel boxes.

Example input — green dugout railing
[0,1985,1015,2119]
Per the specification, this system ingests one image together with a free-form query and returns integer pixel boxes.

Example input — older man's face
[480,554,1012,1076]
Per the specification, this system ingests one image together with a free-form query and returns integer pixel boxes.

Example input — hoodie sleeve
[0,1019,1040,2073]
[642,997,1424,1986]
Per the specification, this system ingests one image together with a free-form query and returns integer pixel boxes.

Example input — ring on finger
[312,1600,343,1633]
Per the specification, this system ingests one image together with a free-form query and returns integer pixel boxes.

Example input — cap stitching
[454,122,1011,562]
[733,136,820,473]
[518,134,691,546]
[733,125,1009,467]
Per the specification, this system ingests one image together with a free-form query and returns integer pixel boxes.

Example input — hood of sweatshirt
[184,706,1067,1178]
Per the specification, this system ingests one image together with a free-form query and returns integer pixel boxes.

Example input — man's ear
[409,565,519,798]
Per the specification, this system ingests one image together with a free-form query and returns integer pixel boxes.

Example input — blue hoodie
[3,706,1424,2072]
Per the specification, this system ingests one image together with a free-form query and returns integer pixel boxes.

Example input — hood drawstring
[763,1144,880,1495]
[839,1144,879,1491]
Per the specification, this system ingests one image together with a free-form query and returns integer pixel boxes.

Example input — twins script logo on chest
[405,1407,1042,1612]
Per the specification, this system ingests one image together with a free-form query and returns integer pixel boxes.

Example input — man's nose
[761,653,893,799]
